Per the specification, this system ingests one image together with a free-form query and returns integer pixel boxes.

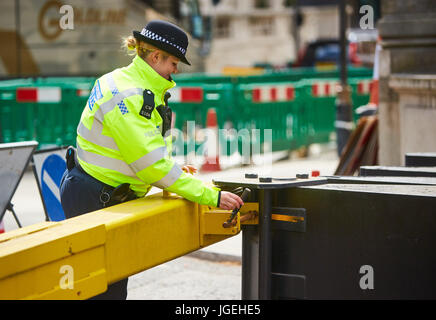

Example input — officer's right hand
[219,191,244,210]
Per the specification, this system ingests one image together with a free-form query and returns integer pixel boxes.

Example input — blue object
[41,154,66,221]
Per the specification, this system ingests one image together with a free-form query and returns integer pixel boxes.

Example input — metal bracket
[199,202,259,247]
[271,207,307,233]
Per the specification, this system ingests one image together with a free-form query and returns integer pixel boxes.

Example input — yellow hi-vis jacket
[76,55,220,207]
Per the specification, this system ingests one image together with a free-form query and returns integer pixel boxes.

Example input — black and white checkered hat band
[140,28,186,55]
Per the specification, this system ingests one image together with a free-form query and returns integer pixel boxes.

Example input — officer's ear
[148,50,160,65]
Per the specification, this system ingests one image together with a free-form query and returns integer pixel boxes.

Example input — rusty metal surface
[359,165,436,177]
[326,175,436,185]
[303,183,436,197]
[213,176,328,190]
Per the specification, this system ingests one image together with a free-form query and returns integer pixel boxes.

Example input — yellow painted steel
[0,192,259,300]
[271,214,304,223]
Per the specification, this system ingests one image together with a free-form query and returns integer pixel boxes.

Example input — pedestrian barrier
[0,78,95,149]
[235,81,302,157]
[0,175,332,300]
[0,67,372,167]
[0,190,259,299]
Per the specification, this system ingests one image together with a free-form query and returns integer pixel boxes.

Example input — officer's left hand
[182,165,197,175]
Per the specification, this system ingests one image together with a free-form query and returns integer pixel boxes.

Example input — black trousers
[60,166,129,300]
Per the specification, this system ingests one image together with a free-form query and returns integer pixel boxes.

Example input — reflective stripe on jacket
[76,55,220,207]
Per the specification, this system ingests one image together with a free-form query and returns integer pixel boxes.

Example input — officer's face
[153,51,180,80]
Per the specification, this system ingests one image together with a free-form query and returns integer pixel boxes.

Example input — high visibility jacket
[76,55,220,207]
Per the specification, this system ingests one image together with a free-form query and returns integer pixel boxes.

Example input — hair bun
[126,36,137,50]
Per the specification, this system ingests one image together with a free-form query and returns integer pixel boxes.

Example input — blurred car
[293,39,360,68]
[293,29,378,68]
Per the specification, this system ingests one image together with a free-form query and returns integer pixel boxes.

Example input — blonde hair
[123,35,169,60]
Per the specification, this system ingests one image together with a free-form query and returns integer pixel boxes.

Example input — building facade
[199,0,339,73]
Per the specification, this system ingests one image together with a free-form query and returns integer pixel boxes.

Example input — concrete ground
[2,142,339,300]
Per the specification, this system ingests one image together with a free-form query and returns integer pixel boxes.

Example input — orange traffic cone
[369,79,378,106]
[201,108,221,172]
[369,38,381,107]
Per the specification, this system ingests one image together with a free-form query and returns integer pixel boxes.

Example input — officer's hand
[182,165,197,174]
[219,191,244,210]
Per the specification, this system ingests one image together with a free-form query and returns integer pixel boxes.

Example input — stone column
[377,0,436,165]
[389,75,436,165]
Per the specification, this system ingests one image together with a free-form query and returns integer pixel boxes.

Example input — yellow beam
[0,192,257,300]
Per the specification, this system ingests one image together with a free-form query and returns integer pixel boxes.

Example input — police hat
[133,20,191,65]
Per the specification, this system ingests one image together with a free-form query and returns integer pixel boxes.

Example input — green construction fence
[0,67,372,162]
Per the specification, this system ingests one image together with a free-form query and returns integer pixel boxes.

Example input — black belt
[66,146,137,207]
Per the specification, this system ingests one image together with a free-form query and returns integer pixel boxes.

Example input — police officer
[60,20,243,300]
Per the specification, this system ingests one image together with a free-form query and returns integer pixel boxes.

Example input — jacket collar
[131,55,176,94]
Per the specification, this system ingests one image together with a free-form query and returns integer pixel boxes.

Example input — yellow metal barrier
[0,192,258,300]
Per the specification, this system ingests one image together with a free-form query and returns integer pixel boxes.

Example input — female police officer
[60,20,243,299]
